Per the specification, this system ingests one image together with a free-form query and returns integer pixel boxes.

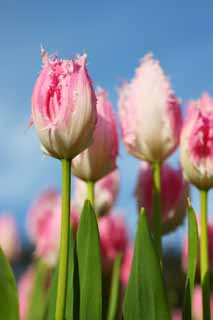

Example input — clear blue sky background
[1,0,213,249]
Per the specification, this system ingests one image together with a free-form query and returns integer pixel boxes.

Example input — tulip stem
[55,159,71,320]
[200,189,210,320]
[107,253,122,320]
[87,180,95,206]
[152,161,162,259]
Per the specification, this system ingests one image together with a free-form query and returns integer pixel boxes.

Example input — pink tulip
[31,48,97,160]
[180,93,213,189]
[172,310,182,320]
[0,214,20,262]
[135,162,188,233]
[18,266,35,320]
[73,169,120,215]
[192,286,213,319]
[118,53,182,163]
[99,213,128,268]
[72,88,118,181]
[182,219,213,272]
[27,188,79,266]
[120,247,133,286]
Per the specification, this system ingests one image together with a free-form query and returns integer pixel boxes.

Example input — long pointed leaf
[123,209,170,320]
[77,200,102,320]
[182,200,198,320]
[0,247,19,320]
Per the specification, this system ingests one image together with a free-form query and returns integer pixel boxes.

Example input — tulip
[72,88,118,182]
[192,286,213,319]
[18,266,35,320]
[135,162,188,234]
[31,49,97,160]
[73,169,119,215]
[118,53,182,163]
[0,214,20,262]
[99,213,128,269]
[180,93,213,318]
[27,188,79,266]
[172,310,182,320]
[120,247,133,286]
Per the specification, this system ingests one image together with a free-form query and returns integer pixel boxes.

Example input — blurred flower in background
[18,266,35,320]
[135,162,188,233]
[0,214,21,262]
[73,169,119,215]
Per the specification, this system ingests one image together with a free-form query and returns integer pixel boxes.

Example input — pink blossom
[18,266,35,320]
[172,310,182,320]
[72,88,118,181]
[192,286,213,319]
[73,170,119,215]
[27,188,78,266]
[99,213,128,268]
[118,53,182,163]
[120,247,133,286]
[31,48,97,160]
[182,219,213,272]
[135,162,188,233]
[0,214,20,262]
[180,93,213,189]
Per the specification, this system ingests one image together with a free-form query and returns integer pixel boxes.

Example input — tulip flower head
[18,266,35,320]
[73,170,119,215]
[0,214,20,262]
[135,162,188,233]
[72,88,118,181]
[31,48,97,160]
[120,247,133,286]
[118,53,182,163]
[99,213,128,268]
[180,93,213,189]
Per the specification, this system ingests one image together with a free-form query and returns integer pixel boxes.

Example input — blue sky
[1,0,213,248]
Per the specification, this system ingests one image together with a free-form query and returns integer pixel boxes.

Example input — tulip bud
[180,93,213,190]
[31,49,97,160]
[73,169,119,215]
[0,214,20,262]
[118,53,182,163]
[72,88,118,181]
[27,188,78,266]
[120,247,133,286]
[18,266,35,320]
[99,213,128,268]
[135,162,188,234]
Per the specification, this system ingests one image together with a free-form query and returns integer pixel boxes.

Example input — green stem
[107,254,122,320]
[87,180,95,206]
[200,189,210,320]
[152,162,162,258]
[55,159,71,320]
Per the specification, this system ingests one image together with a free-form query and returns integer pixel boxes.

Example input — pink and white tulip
[72,88,118,181]
[99,213,128,268]
[73,170,119,215]
[0,214,20,262]
[180,93,213,189]
[31,49,97,160]
[135,162,188,233]
[120,247,133,286]
[118,53,182,163]
[18,266,35,320]
[27,188,79,266]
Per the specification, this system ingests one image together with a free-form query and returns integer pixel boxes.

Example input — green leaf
[77,200,102,320]
[107,253,122,320]
[46,264,58,320]
[0,247,19,320]
[182,200,198,320]
[27,260,49,320]
[123,209,170,320]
